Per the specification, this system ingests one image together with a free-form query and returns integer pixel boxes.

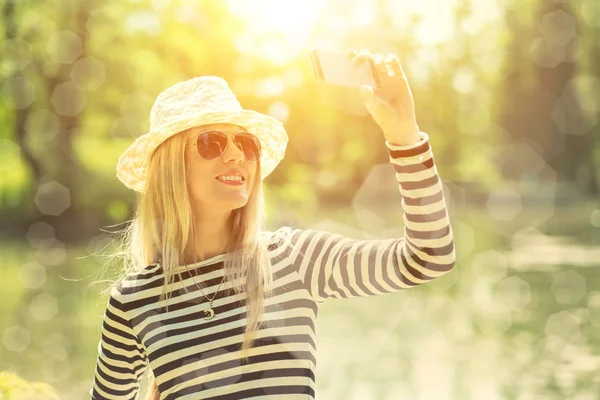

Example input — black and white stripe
[90,131,455,399]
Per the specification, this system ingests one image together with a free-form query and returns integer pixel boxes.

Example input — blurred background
[1,0,599,398]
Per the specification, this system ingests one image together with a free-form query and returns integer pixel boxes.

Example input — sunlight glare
[226,0,325,64]
[389,0,457,45]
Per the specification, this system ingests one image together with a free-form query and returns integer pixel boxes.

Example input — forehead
[189,123,247,135]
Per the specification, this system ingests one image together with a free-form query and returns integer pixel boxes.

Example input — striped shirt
[90,131,456,399]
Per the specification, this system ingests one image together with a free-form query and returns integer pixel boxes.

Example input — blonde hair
[98,126,279,400]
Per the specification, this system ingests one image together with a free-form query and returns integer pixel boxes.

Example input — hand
[348,49,421,146]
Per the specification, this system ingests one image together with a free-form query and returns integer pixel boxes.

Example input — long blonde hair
[98,126,279,399]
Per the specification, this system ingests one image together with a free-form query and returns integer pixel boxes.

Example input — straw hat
[116,76,289,192]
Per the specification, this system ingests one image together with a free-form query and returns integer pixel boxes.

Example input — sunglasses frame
[187,129,262,163]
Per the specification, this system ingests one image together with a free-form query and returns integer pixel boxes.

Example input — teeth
[217,176,243,182]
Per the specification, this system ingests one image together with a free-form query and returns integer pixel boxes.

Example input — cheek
[191,169,209,185]
[186,157,211,189]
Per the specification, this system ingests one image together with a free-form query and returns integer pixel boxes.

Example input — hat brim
[116,110,288,192]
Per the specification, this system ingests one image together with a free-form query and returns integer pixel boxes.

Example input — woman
[90,49,455,400]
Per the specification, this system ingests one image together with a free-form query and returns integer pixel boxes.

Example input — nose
[221,135,245,163]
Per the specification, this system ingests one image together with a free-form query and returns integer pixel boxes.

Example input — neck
[186,209,233,264]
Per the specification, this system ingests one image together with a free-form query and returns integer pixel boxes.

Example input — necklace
[187,260,226,320]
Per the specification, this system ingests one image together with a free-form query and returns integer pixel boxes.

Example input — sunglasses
[188,130,261,162]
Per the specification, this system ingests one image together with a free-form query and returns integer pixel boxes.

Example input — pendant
[203,307,215,320]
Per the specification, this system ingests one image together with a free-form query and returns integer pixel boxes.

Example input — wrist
[384,124,420,146]
[385,132,421,146]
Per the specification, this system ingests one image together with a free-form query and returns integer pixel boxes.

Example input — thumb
[359,84,391,115]
[359,84,374,99]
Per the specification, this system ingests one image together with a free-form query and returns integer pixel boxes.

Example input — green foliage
[0,371,60,400]
[1,0,600,396]
[1,0,598,238]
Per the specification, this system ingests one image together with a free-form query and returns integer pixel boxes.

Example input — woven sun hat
[115,76,289,193]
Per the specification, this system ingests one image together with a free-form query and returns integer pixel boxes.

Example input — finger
[373,53,385,72]
[355,49,371,63]
[359,84,374,99]
[358,49,371,57]
[348,48,357,59]
[385,53,405,77]
[359,84,393,118]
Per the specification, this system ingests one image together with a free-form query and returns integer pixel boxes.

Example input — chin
[217,196,249,209]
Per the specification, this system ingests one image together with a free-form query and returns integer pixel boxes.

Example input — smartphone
[310,48,381,89]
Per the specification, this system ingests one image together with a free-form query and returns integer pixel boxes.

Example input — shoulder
[261,225,297,240]
[260,225,302,252]
[110,263,162,300]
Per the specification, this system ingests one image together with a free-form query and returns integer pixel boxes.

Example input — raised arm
[90,286,148,400]
[272,130,455,303]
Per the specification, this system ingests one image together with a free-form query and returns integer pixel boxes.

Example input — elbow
[441,227,456,271]
[435,238,456,275]
[445,237,457,270]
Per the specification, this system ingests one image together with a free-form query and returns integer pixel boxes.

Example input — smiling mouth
[215,178,245,186]
[215,177,245,182]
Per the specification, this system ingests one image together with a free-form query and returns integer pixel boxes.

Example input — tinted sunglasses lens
[235,133,261,162]
[196,131,261,162]
[197,131,227,160]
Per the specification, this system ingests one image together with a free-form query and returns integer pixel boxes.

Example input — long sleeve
[273,131,455,303]
[90,286,148,400]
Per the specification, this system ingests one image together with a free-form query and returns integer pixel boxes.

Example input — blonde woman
[90,49,456,400]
